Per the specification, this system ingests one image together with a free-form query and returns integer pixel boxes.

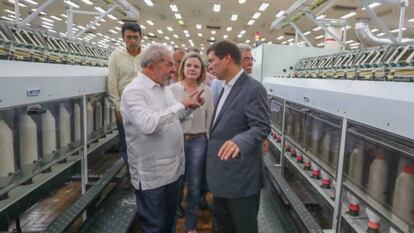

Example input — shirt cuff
[171,102,185,115]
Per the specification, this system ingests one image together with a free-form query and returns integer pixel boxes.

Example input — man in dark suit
[206,40,271,233]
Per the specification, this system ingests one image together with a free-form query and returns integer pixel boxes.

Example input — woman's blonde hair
[178,52,206,84]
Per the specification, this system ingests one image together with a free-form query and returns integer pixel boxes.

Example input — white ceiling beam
[289,22,314,47]
[74,6,117,39]
[114,0,140,18]
[19,0,57,27]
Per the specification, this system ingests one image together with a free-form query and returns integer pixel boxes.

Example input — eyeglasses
[125,35,140,41]
[242,57,255,62]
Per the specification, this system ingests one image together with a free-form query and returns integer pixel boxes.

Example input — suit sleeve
[231,84,271,158]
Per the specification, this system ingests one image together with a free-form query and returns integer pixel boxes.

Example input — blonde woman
[168,52,214,233]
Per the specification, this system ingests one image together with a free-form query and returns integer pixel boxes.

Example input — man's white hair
[140,43,172,68]
[237,43,252,52]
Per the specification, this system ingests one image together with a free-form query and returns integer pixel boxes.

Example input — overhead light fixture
[165,36,170,40]
[95,6,105,13]
[275,10,285,18]
[303,31,311,35]
[345,40,354,44]
[350,42,360,46]
[245,39,251,43]
[223,34,228,39]
[146,20,154,25]
[8,0,27,7]
[240,30,246,35]
[198,33,202,37]
[317,42,324,46]
[178,20,184,25]
[173,34,179,38]
[183,30,189,34]
[239,0,246,4]
[4,9,15,14]
[247,20,255,25]
[226,26,232,32]
[371,28,379,33]
[170,4,178,12]
[390,27,407,33]
[212,30,216,35]
[144,0,154,7]
[259,3,269,11]
[157,29,163,34]
[167,26,173,31]
[340,12,356,19]
[231,14,238,21]
[108,14,117,20]
[148,32,155,36]
[80,0,93,5]
[252,12,261,19]
[315,35,324,39]
[140,25,146,29]
[237,34,242,38]
[316,14,326,20]
[377,32,385,36]
[41,17,54,23]
[277,35,284,40]
[196,24,202,29]
[64,0,79,8]
[312,26,321,31]
[213,4,221,12]
[23,0,38,5]
[175,13,182,19]
[408,18,414,23]
[109,29,117,34]
[50,15,62,21]
[42,21,53,27]
[260,38,266,41]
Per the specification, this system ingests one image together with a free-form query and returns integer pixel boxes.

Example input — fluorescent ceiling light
[312,26,321,31]
[50,15,62,21]
[144,0,154,7]
[178,20,184,25]
[146,20,154,25]
[175,13,182,19]
[183,30,189,34]
[259,3,269,11]
[239,0,246,4]
[223,34,228,39]
[157,29,163,34]
[346,40,354,44]
[275,10,285,18]
[212,30,216,35]
[245,39,251,43]
[165,36,170,40]
[260,38,266,41]
[41,17,53,23]
[95,6,105,13]
[213,4,221,12]
[4,9,15,14]
[390,27,407,33]
[240,30,246,35]
[108,14,117,20]
[277,35,284,40]
[247,20,255,25]
[231,14,238,21]
[210,37,215,41]
[315,35,324,39]
[237,34,242,38]
[369,2,381,8]
[140,24,146,29]
[316,14,326,20]
[170,4,178,12]
[173,34,179,38]
[23,0,38,5]
[371,28,378,33]
[41,24,53,29]
[148,32,155,37]
[81,0,93,5]
[226,26,232,32]
[340,12,356,19]
[303,31,311,35]
[198,33,203,37]
[167,26,173,31]
[252,12,261,19]
[8,0,27,7]
[196,24,202,29]
[42,21,53,26]
[377,32,385,36]
[408,18,414,23]
[64,0,79,8]
[350,42,360,46]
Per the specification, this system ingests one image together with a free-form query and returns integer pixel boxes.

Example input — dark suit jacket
[207,71,271,198]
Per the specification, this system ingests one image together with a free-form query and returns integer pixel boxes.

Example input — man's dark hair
[206,40,241,65]
[121,22,142,36]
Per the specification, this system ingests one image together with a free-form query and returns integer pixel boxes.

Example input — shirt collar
[138,72,161,89]
[225,69,243,87]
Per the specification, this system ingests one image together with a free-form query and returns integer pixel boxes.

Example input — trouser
[116,122,129,173]
[213,192,261,233]
[134,177,182,233]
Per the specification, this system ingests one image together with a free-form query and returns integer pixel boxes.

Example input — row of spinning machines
[294,43,414,81]
[0,21,112,66]
[0,97,117,197]
[269,99,414,233]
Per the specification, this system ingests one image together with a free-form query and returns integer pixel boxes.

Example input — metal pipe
[290,22,314,47]
[355,18,393,47]
[67,6,73,39]
[14,0,20,25]
[397,1,406,42]
[19,0,56,27]
[74,6,116,39]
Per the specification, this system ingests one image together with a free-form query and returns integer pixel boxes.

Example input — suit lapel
[211,73,247,132]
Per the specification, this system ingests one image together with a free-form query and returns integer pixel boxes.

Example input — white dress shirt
[121,72,191,190]
[213,69,243,123]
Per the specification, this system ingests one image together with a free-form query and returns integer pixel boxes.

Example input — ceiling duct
[355,18,392,47]
[332,5,358,11]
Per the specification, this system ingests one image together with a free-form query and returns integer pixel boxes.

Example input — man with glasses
[107,22,142,188]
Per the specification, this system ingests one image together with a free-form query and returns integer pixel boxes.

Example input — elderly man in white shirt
[121,43,204,233]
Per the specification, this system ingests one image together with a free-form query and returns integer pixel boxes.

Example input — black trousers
[213,192,261,233]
